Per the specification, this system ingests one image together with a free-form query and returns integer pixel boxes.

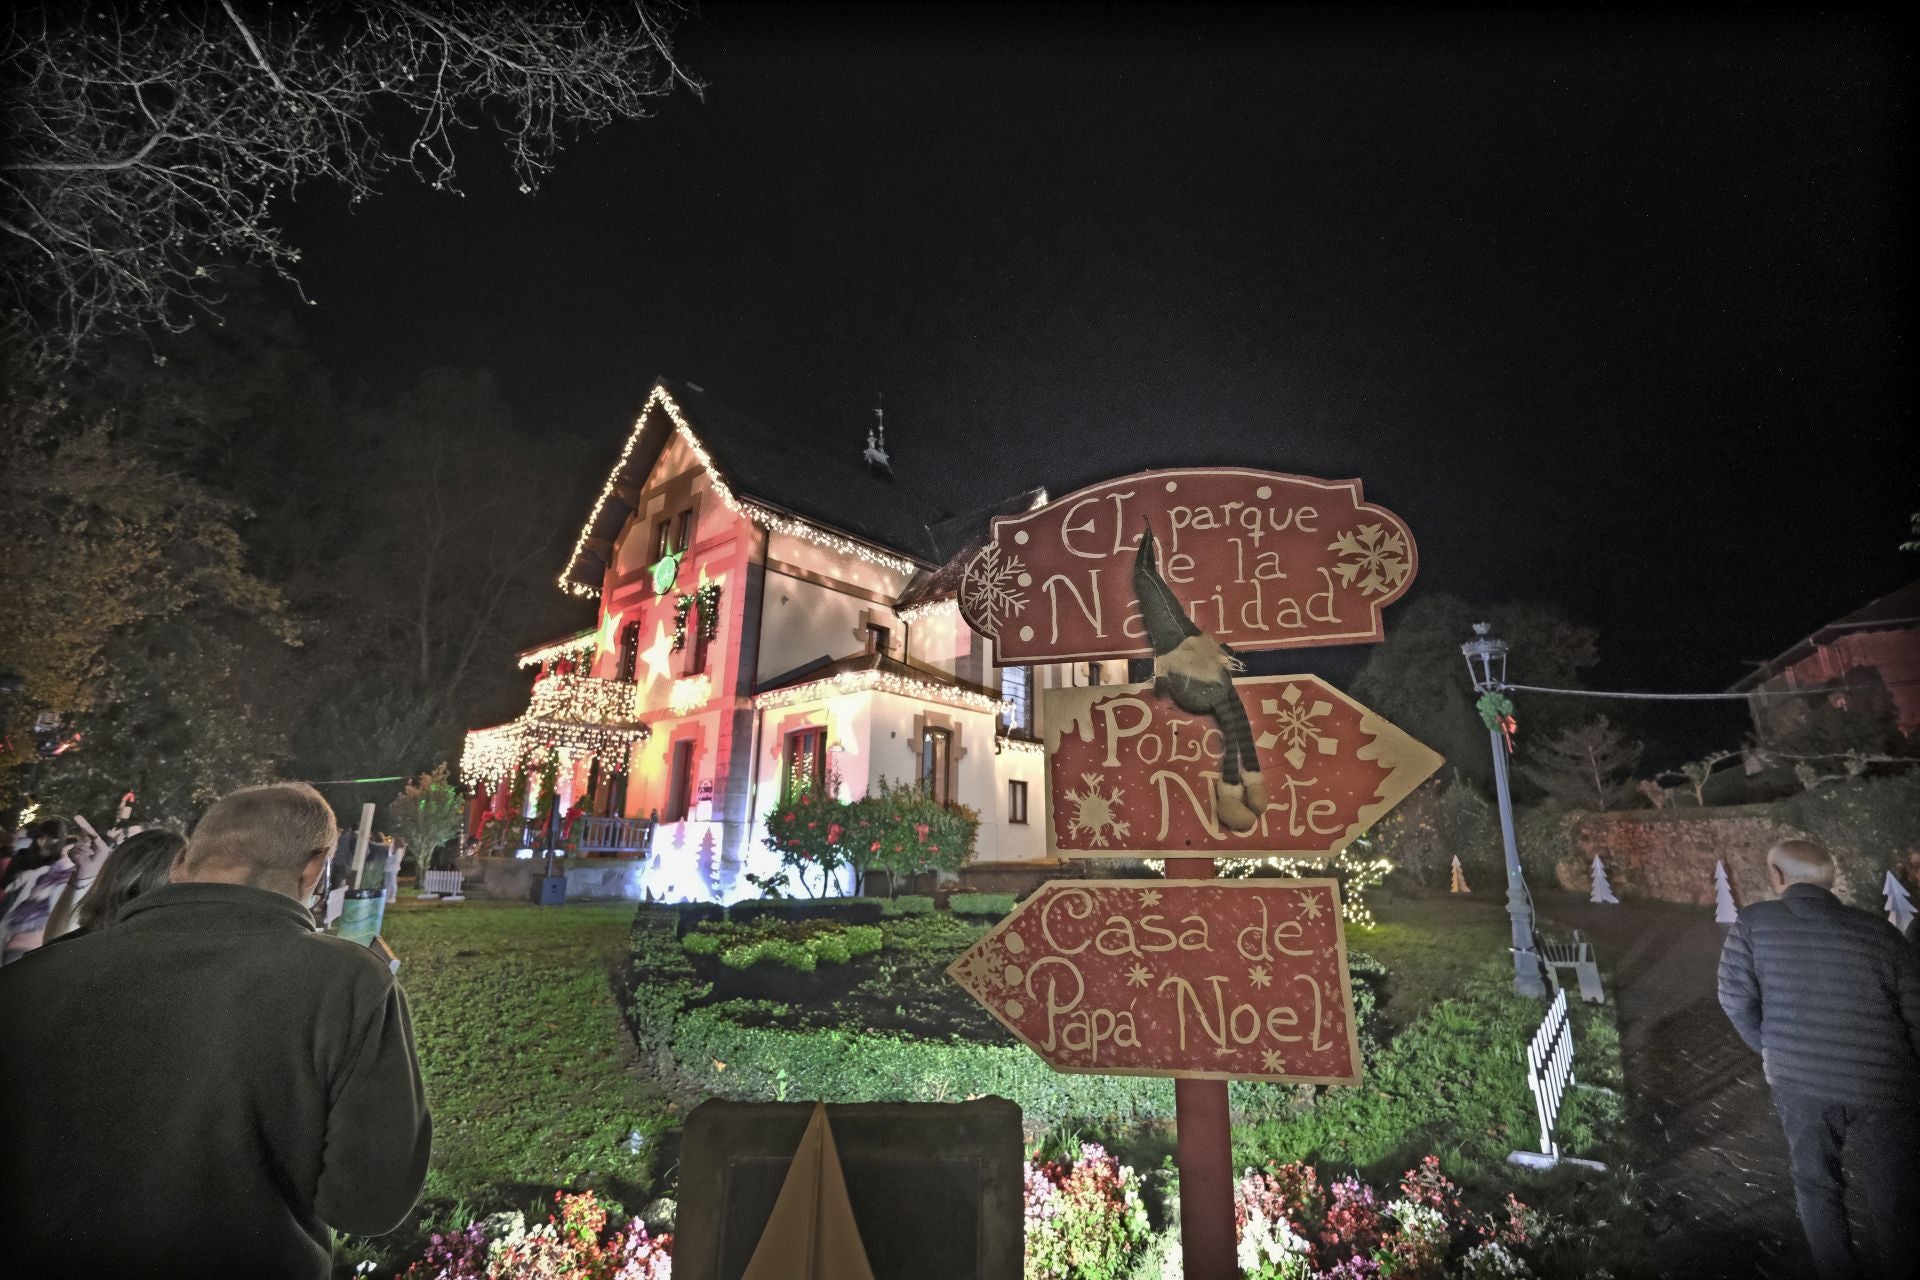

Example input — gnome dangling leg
[1133,525,1268,835]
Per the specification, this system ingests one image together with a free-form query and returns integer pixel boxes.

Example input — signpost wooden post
[948,467,1430,1279]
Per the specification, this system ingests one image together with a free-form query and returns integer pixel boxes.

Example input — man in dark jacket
[1718,839,1920,1280]
[0,782,432,1279]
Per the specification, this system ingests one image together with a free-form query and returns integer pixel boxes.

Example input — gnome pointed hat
[1133,524,1202,655]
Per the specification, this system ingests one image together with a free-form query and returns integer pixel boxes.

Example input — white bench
[419,870,466,900]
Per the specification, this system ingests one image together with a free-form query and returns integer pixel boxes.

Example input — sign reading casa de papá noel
[948,878,1363,1083]
[958,468,1417,664]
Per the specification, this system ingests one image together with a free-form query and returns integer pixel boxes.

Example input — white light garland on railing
[516,629,599,670]
[996,734,1046,755]
[528,672,644,724]
[669,673,713,716]
[754,668,1013,716]
[896,597,960,624]
[460,724,523,789]
[559,385,922,598]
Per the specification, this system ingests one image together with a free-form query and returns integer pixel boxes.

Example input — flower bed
[399,1191,669,1280]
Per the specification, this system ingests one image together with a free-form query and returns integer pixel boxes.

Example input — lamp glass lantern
[1460,623,1508,692]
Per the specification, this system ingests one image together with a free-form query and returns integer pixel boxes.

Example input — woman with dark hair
[69,830,186,935]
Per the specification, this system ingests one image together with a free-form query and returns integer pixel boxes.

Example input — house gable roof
[560,378,1039,597]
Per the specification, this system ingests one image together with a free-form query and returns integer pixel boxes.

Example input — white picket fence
[1509,988,1606,1171]
[419,870,466,900]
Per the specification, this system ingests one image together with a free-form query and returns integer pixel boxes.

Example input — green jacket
[0,882,432,1278]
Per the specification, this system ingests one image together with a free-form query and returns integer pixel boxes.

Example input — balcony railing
[575,815,654,855]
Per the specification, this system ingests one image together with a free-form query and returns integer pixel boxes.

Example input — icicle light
[754,668,1013,717]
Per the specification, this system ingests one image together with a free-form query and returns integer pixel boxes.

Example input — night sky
[276,5,1914,759]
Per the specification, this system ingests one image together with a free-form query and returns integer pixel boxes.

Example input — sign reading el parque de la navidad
[947,879,1363,1083]
[959,468,1416,664]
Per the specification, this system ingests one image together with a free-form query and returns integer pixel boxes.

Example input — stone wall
[465,855,649,902]
[1554,806,1811,910]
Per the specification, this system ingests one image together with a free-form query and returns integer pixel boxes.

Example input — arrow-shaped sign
[1043,674,1442,857]
[947,878,1362,1084]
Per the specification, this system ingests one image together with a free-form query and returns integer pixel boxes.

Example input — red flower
[870,841,882,852]
[914,823,930,842]
[827,823,843,844]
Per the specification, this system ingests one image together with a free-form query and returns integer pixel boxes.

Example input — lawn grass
[369,899,670,1212]
[1351,894,1512,1028]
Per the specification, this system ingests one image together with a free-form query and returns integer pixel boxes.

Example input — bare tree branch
[3,1,702,367]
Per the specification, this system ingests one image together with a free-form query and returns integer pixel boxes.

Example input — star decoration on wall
[1247,964,1272,988]
[1125,962,1152,988]
[638,623,676,692]
[595,608,625,659]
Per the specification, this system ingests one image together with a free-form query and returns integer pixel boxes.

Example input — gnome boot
[1242,770,1269,813]
[1214,778,1261,834]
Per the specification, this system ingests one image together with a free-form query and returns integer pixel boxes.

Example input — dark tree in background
[1350,593,1601,791]
[2,0,699,365]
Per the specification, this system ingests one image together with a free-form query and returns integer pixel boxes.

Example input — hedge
[948,892,1017,918]
[628,910,1382,1129]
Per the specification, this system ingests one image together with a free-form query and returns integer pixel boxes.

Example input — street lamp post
[1461,624,1547,999]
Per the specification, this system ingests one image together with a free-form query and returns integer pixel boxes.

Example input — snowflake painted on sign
[1328,523,1412,597]
[1126,962,1153,988]
[1067,773,1130,848]
[1247,964,1272,989]
[1258,682,1339,769]
[958,543,1028,636]
[1260,1048,1289,1074]
[1294,891,1326,921]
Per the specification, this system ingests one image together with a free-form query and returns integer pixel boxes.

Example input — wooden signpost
[1042,675,1441,858]
[947,879,1362,1083]
[947,467,1432,1280]
[958,468,1416,664]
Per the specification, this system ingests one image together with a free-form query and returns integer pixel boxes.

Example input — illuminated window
[784,727,826,799]
[1001,665,1032,736]
[1008,780,1028,824]
[920,727,952,806]
[665,740,695,822]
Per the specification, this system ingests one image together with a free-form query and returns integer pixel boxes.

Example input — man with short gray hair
[0,782,432,1278]
[1718,839,1920,1280]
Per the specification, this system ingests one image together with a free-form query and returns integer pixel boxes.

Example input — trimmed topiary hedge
[948,892,1017,918]
[628,908,1384,1129]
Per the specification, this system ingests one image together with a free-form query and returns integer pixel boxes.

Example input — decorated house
[461,379,1119,902]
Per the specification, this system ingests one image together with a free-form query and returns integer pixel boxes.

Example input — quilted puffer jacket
[1718,881,1920,1106]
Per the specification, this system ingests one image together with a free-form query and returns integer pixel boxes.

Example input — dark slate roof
[755,650,1002,702]
[667,379,981,564]
[1729,580,1920,691]
[563,378,1040,594]
[898,486,1050,610]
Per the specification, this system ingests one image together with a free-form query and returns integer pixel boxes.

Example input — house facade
[1730,579,1920,745]
[462,379,1115,902]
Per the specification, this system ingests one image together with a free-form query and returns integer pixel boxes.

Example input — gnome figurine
[1133,525,1268,833]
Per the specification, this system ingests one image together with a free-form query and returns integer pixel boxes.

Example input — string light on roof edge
[754,668,1013,717]
[516,630,600,669]
[559,386,921,598]
[897,598,960,624]
[995,735,1045,755]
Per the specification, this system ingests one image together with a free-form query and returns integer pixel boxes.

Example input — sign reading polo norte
[1043,675,1442,857]
[947,879,1362,1083]
[959,468,1417,664]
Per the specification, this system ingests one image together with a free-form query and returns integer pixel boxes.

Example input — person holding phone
[41,815,113,940]
[0,781,431,1278]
